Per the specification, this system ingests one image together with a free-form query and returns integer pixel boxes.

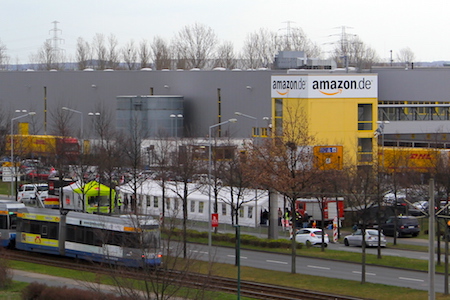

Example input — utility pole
[48,21,64,63]
[280,21,295,51]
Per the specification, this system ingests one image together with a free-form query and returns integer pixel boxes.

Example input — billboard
[271,74,378,99]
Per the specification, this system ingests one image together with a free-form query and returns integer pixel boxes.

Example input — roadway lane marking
[227,255,247,259]
[352,271,376,276]
[266,260,288,265]
[399,277,424,282]
[189,250,209,254]
[307,265,330,270]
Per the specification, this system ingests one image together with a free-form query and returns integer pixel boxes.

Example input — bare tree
[92,33,107,70]
[139,39,152,69]
[220,141,257,226]
[214,41,236,69]
[332,35,379,70]
[34,40,65,70]
[122,39,139,70]
[151,36,172,70]
[168,140,202,258]
[246,107,317,274]
[49,104,75,138]
[99,214,214,300]
[107,34,120,70]
[277,27,322,58]
[76,37,92,70]
[397,47,415,64]
[0,39,9,70]
[0,108,12,156]
[342,165,378,284]
[120,110,148,213]
[172,23,217,69]
[241,28,277,69]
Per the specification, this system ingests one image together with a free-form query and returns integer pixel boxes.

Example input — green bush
[21,282,134,300]
[163,227,304,250]
[0,252,12,288]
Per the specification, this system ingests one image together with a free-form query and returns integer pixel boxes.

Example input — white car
[17,183,48,203]
[344,229,387,247]
[294,228,329,247]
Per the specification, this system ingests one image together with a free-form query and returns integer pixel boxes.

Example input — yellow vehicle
[380,147,450,173]
[6,134,80,162]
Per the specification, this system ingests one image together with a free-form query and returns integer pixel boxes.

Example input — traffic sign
[211,213,219,227]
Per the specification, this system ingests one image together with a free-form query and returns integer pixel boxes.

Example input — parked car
[294,228,329,247]
[17,183,49,203]
[380,216,420,237]
[25,168,51,181]
[344,229,387,247]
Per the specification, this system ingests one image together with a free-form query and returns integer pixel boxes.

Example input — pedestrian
[295,211,302,228]
[278,208,282,226]
[303,211,310,228]
[284,209,290,231]
[124,195,129,210]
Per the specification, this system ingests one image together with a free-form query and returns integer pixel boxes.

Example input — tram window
[30,222,40,234]
[0,216,7,229]
[75,226,84,243]
[20,220,30,232]
[85,229,94,245]
[10,215,17,229]
[48,223,58,239]
[93,230,104,246]
[125,232,139,248]
[42,225,48,237]
[67,226,76,241]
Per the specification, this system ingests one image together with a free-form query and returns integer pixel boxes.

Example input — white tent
[117,179,277,227]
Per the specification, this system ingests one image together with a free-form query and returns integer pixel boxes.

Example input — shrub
[22,282,134,300]
[0,251,12,288]
[21,282,47,300]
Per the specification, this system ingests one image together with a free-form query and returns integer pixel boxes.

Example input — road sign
[211,213,219,227]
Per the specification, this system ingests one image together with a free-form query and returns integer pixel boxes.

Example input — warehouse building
[1,67,450,166]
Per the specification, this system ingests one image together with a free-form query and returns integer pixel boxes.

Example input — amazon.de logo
[272,78,306,96]
[312,78,372,96]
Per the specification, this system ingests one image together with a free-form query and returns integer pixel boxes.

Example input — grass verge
[5,259,450,300]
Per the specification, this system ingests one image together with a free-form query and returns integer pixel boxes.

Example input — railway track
[5,250,365,300]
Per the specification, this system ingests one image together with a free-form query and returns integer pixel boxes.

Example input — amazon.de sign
[271,74,378,99]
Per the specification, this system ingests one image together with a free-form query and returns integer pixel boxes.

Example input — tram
[15,207,162,267]
[0,201,25,248]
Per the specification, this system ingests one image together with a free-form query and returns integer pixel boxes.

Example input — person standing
[303,211,310,228]
[277,208,283,226]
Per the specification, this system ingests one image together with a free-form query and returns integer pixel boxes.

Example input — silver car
[344,229,387,247]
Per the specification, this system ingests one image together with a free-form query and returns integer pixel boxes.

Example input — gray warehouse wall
[0,69,280,138]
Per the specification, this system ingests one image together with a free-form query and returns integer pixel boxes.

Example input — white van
[17,183,48,203]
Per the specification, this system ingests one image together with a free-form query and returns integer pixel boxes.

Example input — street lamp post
[208,118,237,261]
[11,111,36,200]
[170,113,183,138]
[88,112,101,152]
[235,111,258,137]
[62,107,84,154]
[235,112,260,228]
[376,120,390,166]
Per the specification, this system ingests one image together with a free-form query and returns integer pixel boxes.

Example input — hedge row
[162,228,302,249]
[21,282,133,300]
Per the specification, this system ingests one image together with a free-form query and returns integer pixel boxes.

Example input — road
[185,242,445,293]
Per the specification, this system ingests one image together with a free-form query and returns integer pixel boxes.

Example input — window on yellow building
[358,138,373,162]
[358,104,373,130]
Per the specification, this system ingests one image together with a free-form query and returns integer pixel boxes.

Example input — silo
[116,95,184,138]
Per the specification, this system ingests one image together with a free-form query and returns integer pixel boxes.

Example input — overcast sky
[1,0,449,64]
